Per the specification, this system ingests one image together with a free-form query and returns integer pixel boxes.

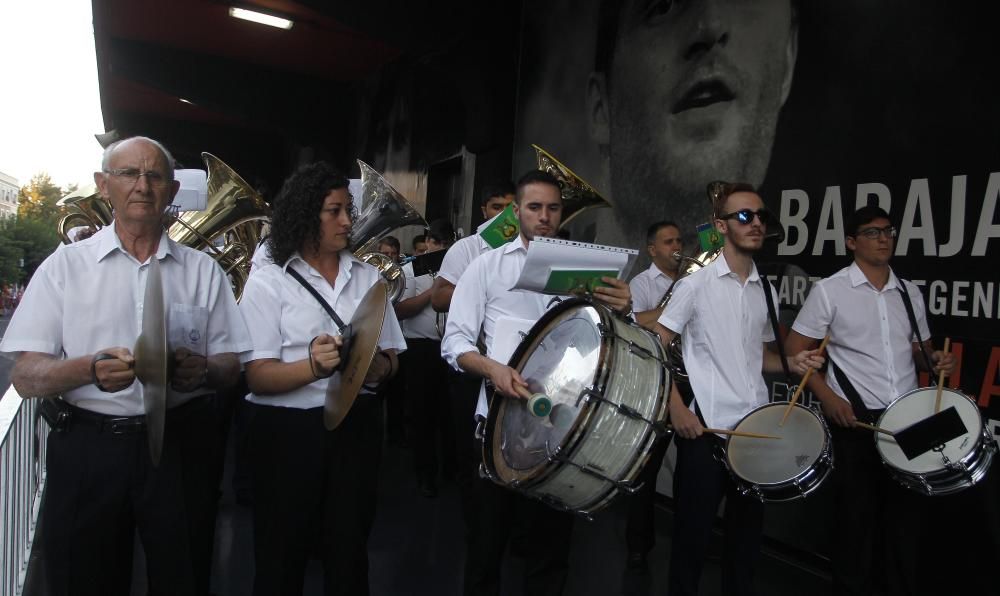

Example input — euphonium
[532,144,609,230]
[350,159,427,303]
[57,184,110,243]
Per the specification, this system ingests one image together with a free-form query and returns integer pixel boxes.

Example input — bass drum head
[491,303,603,481]
[727,403,827,486]
[877,387,983,475]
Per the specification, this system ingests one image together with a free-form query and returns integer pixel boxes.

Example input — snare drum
[481,299,669,516]
[724,403,833,502]
[877,387,996,496]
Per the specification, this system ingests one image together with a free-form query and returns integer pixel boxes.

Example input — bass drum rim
[482,299,610,490]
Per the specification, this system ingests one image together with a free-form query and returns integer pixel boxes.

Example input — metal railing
[0,386,48,596]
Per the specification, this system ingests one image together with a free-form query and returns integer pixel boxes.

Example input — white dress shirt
[0,223,253,416]
[437,233,493,286]
[398,262,439,340]
[657,255,777,431]
[441,240,556,417]
[249,239,273,275]
[629,262,676,312]
[240,251,407,409]
[791,263,930,410]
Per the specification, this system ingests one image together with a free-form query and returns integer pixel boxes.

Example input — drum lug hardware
[596,323,613,339]
[474,416,486,441]
[652,422,674,438]
[792,477,805,498]
[627,340,654,360]
[583,390,651,423]
[621,480,643,495]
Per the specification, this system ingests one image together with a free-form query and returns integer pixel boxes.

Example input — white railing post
[0,386,49,596]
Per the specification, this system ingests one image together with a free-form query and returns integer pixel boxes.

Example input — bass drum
[481,299,669,516]
[877,387,996,496]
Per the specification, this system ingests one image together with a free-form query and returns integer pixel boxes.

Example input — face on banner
[588,0,798,245]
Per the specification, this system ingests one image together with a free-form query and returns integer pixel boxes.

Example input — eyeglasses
[855,225,897,240]
[103,168,169,187]
[718,208,771,225]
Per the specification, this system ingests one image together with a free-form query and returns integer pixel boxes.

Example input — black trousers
[625,433,672,555]
[174,393,235,596]
[449,369,573,596]
[41,402,203,596]
[668,434,763,596]
[405,338,455,484]
[248,395,383,596]
[829,423,925,596]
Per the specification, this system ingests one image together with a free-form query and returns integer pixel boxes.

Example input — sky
[0,1,105,191]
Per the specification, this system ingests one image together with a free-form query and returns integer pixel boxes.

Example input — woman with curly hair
[238,162,406,596]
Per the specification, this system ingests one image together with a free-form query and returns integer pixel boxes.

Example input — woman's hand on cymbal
[310,334,342,378]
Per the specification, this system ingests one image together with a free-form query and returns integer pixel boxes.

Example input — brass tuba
[350,159,427,303]
[56,153,271,300]
[532,144,609,230]
[168,153,270,300]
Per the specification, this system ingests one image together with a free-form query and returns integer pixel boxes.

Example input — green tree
[17,172,65,226]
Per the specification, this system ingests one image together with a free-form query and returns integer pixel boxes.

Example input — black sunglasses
[718,208,772,225]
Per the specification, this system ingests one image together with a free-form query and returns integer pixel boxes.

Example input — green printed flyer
[479,203,520,248]
[543,269,617,295]
[697,222,725,252]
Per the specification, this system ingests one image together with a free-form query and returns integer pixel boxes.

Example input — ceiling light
[179,98,194,105]
[229,7,293,30]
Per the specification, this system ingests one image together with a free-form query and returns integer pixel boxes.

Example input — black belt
[66,396,214,435]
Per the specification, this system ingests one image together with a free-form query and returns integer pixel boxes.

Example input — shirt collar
[848,261,899,291]
[96,221,175,263]
[648,262,673,280]
[283,250,357,282]
[714,253,760,282]
[504,238,528,255]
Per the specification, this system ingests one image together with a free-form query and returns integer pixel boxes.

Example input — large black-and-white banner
[513,0,998,568]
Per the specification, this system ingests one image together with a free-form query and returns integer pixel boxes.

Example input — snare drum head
[877,388,982,474]
[727,403,827,485]
[494,304,602,475]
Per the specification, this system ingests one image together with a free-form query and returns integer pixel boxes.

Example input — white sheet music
[513,236,638,295]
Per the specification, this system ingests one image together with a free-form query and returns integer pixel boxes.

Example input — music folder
[409,250,446,277]
[893,406,968,460]
[513,237,638,296]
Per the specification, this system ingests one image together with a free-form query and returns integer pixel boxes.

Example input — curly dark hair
[267,162,353,266]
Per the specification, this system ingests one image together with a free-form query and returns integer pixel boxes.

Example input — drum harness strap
[827,280,935,424]
[759,273,793,388]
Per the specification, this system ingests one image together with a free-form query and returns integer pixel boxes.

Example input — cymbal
[133,257,169,466]
[324,281,387,430]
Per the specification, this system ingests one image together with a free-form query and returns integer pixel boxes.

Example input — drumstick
[514,385,553,417]
[667,426,782,440]
[934,337,950,413]
[854,421,895,436]
[780,335,831,427]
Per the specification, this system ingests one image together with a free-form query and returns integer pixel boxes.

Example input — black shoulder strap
[759,273,793,385]
[828,356,878,422]
[286,266,348,331]
[896,279,935,377]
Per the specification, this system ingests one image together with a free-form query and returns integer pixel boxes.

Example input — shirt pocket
[169,303,209,355]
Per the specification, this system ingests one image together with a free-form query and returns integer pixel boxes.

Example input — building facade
[0,171,19,219]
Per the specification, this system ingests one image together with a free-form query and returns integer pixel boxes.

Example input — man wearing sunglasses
[653,182,822,596]
[784,205,954,595]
